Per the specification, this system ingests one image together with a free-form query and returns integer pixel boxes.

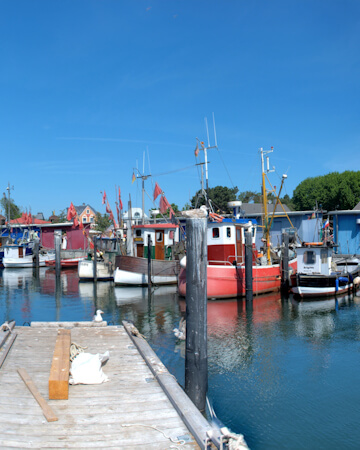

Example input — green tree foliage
[57,209,68,223]
[238,190,261,203]
[94,212,112,233]
[0,196,21,220]
[191,186,239,213]
[292,171,360,211]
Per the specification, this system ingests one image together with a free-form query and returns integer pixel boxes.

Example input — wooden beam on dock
[48,329,71,400]
[18,368,58,422]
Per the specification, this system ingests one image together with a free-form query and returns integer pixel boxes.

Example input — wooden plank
[0,332,17,369]
[17,368,58,422]
[49,329,71,400]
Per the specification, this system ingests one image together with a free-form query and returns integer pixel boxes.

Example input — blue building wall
[334,214,360,255]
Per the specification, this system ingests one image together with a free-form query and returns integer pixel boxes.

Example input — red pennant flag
[102,190,107,204]
[159,195,167,214]
[153,182,162,201]
[118,187,123,210]
[106,200,112,214]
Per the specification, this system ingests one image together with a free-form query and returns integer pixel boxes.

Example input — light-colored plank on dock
[0,325,199,449]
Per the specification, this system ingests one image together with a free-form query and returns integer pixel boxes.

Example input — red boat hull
[45,257,86,268]
[178,259,297,299]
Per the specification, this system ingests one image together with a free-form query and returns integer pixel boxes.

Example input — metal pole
[93,237,97,283]
[185,217,207,411]
[147,234,152,288]
[245,230,253,302]
[54,231,62,276]
[281,232,289,293]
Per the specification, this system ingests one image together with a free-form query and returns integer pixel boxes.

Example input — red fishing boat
[178,146,297,299]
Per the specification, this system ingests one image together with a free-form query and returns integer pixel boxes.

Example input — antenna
[205,117,210,147]
[212,112,218,147]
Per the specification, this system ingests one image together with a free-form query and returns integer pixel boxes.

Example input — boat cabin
[296,243,332,276]
[132,223,179,260]
[207,218,257,266]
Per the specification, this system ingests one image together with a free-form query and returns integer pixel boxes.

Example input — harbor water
[1,267,360,449]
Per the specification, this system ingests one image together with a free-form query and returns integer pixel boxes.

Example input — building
[74,204,97,226]
[328,203,360,255]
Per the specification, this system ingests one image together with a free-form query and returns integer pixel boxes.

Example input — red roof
[10,213,51,225]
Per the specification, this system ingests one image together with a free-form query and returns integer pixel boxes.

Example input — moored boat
[45,256,86,268]
[178,146,298,299]
[178,218,297,299]
[2,244,55,268]
[290,242,360,298]
[78,258,114,281]
[114,223,180,286]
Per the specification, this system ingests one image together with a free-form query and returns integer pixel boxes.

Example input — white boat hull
[3,253,55,268]
[114,267,177,286]
[78,260,113,280]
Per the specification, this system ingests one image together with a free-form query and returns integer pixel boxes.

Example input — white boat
[2,245,55,268]
[290,243,360,298]
[114,223,180,286]
[78,259,113,281]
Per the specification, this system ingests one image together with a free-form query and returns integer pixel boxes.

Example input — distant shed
[329,204,360,255]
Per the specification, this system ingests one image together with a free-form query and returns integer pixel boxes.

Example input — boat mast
[260,147,274,263]
[133,169,150,224]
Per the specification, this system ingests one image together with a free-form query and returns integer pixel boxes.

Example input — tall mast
[260,147,274,263]
[133,169,150,224]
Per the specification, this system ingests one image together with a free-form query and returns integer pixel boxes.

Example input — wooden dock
[0,322,206,449]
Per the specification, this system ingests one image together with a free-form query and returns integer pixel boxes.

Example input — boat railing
[208,259,235,266]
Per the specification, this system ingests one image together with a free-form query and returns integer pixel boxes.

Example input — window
[212,228,220,238]
[134,212,140,218]
[169,230,174,239]
[226,227,231,238]
[135,229,142,237]
[303,251,316,265]
[156,231,163,242]
[86,209,90,214]
[90,216,94,223]
[82,217,87,223]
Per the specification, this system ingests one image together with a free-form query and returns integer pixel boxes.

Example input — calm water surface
[1,267,360,449]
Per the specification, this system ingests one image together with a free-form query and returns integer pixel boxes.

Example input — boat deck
[0,324,200,449]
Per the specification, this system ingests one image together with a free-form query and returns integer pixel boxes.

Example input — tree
[57,209,68,223]
[238,190,261,203]
[0,196,21,221]
[191,186,239,213]
[94,213,112,233]
[292,171,360,211]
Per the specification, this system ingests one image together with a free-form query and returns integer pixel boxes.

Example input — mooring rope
[121,423,186,448]
[69,342,88,362]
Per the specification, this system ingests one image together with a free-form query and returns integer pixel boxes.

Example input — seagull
[93,310,104,322]
[173,317,186,340]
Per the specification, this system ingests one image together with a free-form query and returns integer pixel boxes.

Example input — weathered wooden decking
[0,324,200,449]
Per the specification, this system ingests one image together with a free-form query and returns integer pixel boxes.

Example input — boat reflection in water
[114,285,178,305]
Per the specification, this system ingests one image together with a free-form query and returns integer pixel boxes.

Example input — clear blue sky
[1,0,359,219]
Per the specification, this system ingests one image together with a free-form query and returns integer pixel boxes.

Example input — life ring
[209,213,224,223]
[303,242,323,247]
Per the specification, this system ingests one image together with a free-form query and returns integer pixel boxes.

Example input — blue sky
[1,0,359,219]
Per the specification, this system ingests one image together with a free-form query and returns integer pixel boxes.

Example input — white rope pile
[69,342,88,362]
[220,427,248,450]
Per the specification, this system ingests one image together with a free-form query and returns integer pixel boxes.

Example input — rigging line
[146,146,154,192]
[215,147,236,189]
[151,163,198,177]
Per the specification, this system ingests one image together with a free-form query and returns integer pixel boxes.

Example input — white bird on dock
[93,310,104,322]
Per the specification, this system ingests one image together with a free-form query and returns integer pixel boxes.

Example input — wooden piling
[32,238,40,268]
[245,230,253,302]
[93,237,97,282]
[185,217,208,412]
[54,230,61,275]
[281,232,289,293]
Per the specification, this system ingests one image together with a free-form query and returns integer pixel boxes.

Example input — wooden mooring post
[185,217,208,412]
[32,237,40,268]
[93,237,98,283]
[281,231,290,294]
[245,230,253,302]
[54,230,62,276]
